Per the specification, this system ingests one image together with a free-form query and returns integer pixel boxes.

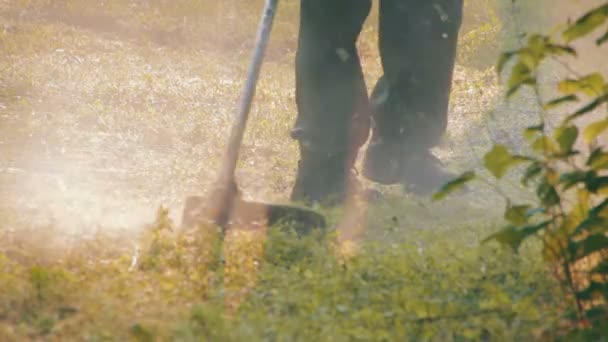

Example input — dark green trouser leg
[363,0,463,190]
[290,0,372,204]
[291,0,464,201]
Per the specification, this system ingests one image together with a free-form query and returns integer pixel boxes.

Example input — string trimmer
[181,0,326,234]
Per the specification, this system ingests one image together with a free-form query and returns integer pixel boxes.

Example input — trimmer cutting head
[180,183,326,236]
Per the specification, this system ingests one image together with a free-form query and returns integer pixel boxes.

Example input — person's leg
[363,0,463,194]
[290,0,372,204]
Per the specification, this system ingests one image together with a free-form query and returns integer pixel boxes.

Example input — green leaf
[483,145,526,178]
[504,204,532,226]
[557,80,579,95]
[518,49,539,70]
[543,95,579,110]
[569,234,608,260]
[531,136,559,154]
[583,119,608,144]
[526,34,546,57]
[597,29,608,45]
[432,171,475,201]
[559,170,595,191]
[566,94,608,122]
[588,198,608,217]
[545,43,577,57]
[585,307,608,321]
[483,226,523,252]
[497,51,516,74]
[585,74,607,95]
[574,198,608,235]
[554,125,579,153]
[586,176,608,193]
[573,216,607,235]
[523,124,544,141]
[507,63,534,98]
[563,4,608,43]
[576,282,608,301]
[591,259,608,275]
[483,221,551,252]
[581,73,606,96]
[521,161,543,186]
[558,74,605,97]
[524,220,551,235]
[536,181,560,207]
[587,148,608,170]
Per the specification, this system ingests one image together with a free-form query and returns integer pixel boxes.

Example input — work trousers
[292,0,463,161]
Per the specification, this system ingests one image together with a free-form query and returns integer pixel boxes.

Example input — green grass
[0,206,564,340]
[0,0,573,340]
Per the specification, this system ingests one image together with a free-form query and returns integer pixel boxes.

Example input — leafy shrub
[436,3,608,337]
